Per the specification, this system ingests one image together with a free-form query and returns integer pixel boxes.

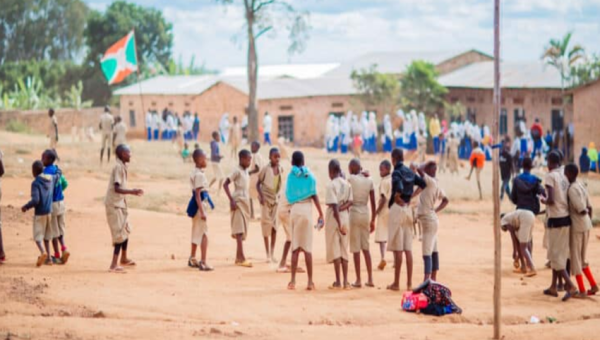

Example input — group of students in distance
[183,129,449,291]
[501,150,598,301]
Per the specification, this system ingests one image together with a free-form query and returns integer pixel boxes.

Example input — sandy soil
[1,131,600,340]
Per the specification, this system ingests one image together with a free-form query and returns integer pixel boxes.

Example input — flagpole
[132,29,147,125]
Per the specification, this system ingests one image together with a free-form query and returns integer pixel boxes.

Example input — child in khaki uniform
[564,164,598,297]
[375,160,392,271]
[189,149,213,271]
[257,148,283,263]
[224,149,252,268]
[415,161,449,282]
[387,148,426,291]
[325,159,353,290]
[48,109,58,152]
[347,159,376,288]
[208,132,225,195]
[99,107,115,163]
[104,145,143,272]
[501,210,537,277]
[541,151,576,300]
[249,141,266,219]
[21,161,55,267]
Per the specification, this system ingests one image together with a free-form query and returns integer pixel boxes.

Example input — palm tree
[541,32,585,107]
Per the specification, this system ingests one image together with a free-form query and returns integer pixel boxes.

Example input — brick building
[572,78,600,156]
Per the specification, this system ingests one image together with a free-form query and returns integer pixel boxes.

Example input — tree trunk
[245,3,259,143]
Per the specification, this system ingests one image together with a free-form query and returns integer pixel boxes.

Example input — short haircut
[380,159,392,170]
[32,160,44,174]
[193,149,205,160]
[291,151,304,167]
[328,159,341,173]
[522,157,533,170]
[391,148,404,162]
[239,149,251,159]
[212,131,219,138]
[43,149,57,164]
[547,151,560,165]
[251,141,260,149]
[564,163,579,177]
[269,147,280,156]
[349,158,361,168]
[115,144,130,158]
[48,108,55,115]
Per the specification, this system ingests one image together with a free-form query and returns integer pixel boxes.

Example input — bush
[5,120,30,133]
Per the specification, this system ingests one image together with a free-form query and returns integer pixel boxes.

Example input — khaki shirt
[568,181,592,233]
[501,209,535,233]
[190,167,208,192]
[100,113,115,134]
[105,159,128,208]
[326,177,353,206]
[251,152,266,174]
[347,174,373,207]
[113,121,128,145]
[228,166,250,200]
[49,116,58,138]
[417,174,446,216]
[544,167,570,218]
[258,163,283,202]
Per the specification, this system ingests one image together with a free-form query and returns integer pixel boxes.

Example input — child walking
[42,150,70,265]
[21,161,55,267]
[104,145,144,272]
[286,151,324,290]
[249,141,266,219]
[208,131,225,195]
[188,149,213,271]
[325,159,353,289]
[257,147,283,263]
[347,158,376,288]
[375,160,392,271]
[565,163,598,297]
[223,149,253,268]
[387,148,426,291]
[415,161,449,282]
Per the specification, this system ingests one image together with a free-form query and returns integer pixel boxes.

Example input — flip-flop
[365,282,375,288]
[306,283,316,291]
[199,262,214,271]
[378,260,386,271]
[36,254,47,267]
[276,267,291,273]
[287,282,296,290]
[61,251,70,265]
[562,289,577,302]
[525,270,537,277]
[343,283,352,290]
[386,284,400,291]
[352,283,362,288]
[188,258,199,268]
[121,259,136,267]
[543,289,558,297]
[109,266,126,273]
[513,259,520,269]
[328,282,342,290]
[236,261,253,268]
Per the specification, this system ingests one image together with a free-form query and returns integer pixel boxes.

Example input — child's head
[291,151,304,167]
[269,147,280,166]
[115,116,122,124]
[251,141,260,153]
[41,149,57,167]
[522,157,533,172]
[391,148,404,165]
[48,108,55,117]
[348,158,361,175]
[564,163,579,183]
[500,213,509,232]
[212,131,220,141]
[547,151,560,170]
[116,144,131,163]
[193,149,207,169]
[184,143,189,150]
[233,116,238,123]
[472,140,479,148]
[239,149,252,169]
[424,161,438,178]
[32,160,44,177]
[194,143,199,150]
[379,160,391,177]
[328,159,341,180]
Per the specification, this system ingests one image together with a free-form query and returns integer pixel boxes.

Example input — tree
[541,32,585,113]
[144,54,217,77]
[399,60,448,115]
[216,0,310,142]
[570,54,600,87]
[350,64,400,114]
[443,101,465,122]
[84,1,174,104]
[0,0,88,64]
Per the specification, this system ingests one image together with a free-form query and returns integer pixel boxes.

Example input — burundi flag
[101,31,138,85]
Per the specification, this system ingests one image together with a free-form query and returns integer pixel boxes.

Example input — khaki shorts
[51,201,66,238]
[419,213,438,256]
[570,230,589,276]
[261,202,278,238]
[548,227,570,271]
[374,209,389,243]
[106,206,130,245]
[291,201,313,252]
[325,209,349,263]
[191,214,208,245]
[349,209,370,253]
[49,136,57,149]
[278,203,292,242]
[101,133,113,150]
[387,204,413,252]
[33,214,52,242]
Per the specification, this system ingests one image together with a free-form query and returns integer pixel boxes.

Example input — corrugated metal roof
[221,63,340,79]
[324,50,474,77]
[438,61,563,89]
[114,75,224,95]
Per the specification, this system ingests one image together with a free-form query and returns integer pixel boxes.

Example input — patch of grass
[5,120,30,134]
[15,148,31,155]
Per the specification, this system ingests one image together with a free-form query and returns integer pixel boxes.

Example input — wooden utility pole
[492,0,502,339]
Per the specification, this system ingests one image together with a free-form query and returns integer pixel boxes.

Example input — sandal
[386,284,400,291]
[351,282,362,289]
[235,260,253,268]
[378,260,386,271]
[109,266,126,273]
[543,288,558,297]
[365,282,375,288]
[199,262,214,271]
[343,282,352,290]
[36,254,48,267]
[562,288,578,302]
[121,259,136,267]
[61,251,70,265]
[287,282,296,290]
[188,257,199,268]
[276,266,291,273]
[306,283,316,291]
[328,282,342,290]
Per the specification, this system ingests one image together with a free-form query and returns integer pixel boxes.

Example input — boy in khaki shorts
[257,147,283,263]
[541,151,576,301]
[42,150,70,265]
[415,161,449,282]
[21,161,55,267]
[224,149,253,268]
[325,159,353,290]
[188,149,213,271]
[565,163,598,297]
[99,106,115,163]
[347,158,376,288]
[500,210,537,277]
[375,160,392,271]
[387,148,426,291]
[105,145,144,272]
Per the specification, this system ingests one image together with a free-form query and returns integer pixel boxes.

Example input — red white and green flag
[101,30,138,85]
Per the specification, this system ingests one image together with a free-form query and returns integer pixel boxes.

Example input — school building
[114,48,595,152]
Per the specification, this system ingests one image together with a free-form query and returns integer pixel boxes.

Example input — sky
[86,0,600,70]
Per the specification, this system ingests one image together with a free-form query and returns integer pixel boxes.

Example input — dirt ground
[1,131,600,340]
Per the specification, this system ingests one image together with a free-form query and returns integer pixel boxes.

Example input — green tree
[399,60,448,115]
[216,0,310,142]
[0,60,85,99]
[145,54,217,77]
[84,1,174,104]
[0,0,88,64]
[350,64,400,113]
[570,54,600,87]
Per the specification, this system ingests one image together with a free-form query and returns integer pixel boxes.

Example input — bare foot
[386,284,400,291]
[109,266,126,273]
[120,259,136,266]
[287,282,296,290]
[352,282,362,288]
[306,282,315,291]
[365,281,375,288]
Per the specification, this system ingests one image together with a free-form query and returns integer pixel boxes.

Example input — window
[129,110,136,127]
[129,101,133,106]
[151,101,157,106]
[513,108,525,134]
[551,97,563,106]
[331,102,344,108]
[279,105,293,111]
[513,98,524,105]
[500,109,507,135]
[551,109,564,132]
[467,97,476,103]
[278,115,294,142]
[450,97,459,103]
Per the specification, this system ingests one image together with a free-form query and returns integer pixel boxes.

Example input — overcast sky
[86,0,600,70]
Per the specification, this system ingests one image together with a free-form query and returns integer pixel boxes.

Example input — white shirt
[263,115,272,133]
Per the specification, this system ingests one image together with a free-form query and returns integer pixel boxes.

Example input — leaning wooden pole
[492,0,502,339]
